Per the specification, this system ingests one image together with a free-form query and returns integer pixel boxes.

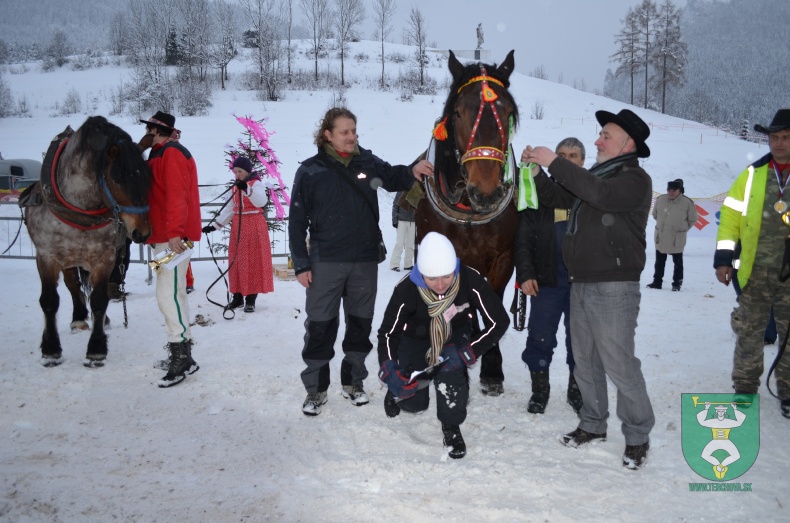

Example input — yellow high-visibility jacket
[714,153,774,289]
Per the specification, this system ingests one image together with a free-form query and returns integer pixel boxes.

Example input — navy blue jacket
[289,146,415,274]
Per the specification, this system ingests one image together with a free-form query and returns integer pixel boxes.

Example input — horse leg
[84,270,111,367]
[63,267,90,332]
[37,263,63,366]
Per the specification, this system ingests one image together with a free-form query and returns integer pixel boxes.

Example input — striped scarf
[418,275,461,366]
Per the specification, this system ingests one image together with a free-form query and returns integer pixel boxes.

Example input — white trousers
[390,220,415,269]
[153,243,193,344]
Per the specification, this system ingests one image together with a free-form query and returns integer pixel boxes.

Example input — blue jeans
[570,281,654,445]
[522,279,574,373]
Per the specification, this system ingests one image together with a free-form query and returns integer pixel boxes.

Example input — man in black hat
[520,108,655,470]
[647,178,698,291]
[139,111,203,388]
[715,108,790,419]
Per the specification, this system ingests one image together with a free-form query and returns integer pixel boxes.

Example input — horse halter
[457,65,508,166]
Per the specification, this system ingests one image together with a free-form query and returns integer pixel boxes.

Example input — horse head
[439,50,518,213]
[78,116,153,243]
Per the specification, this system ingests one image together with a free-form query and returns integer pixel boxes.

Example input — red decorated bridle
[457,65,508,166]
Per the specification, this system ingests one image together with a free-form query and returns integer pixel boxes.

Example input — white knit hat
[417,232,457,277]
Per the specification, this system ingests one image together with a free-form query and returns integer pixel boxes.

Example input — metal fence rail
[0,202,290,266]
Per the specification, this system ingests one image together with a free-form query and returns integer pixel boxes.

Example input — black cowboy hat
[139,111,176,132]
[754,109,790,135]
[595,109,651,158]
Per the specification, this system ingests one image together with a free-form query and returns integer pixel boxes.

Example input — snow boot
[672,283,681,291]
[646,281,662,289]
[341,385,369,406]
[527,370,550,414]
[560,427,606,448]
[228,293,244,309]
[442,423,466,459]
[153,342,199,374]
[781,398,790,419]
[158,341,198,388]
[302,391,328,416]
[623,440,650,470]
[244,294,257,313]
[567,373,583,414]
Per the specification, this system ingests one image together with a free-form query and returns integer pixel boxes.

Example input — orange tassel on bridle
[433,117,449,141]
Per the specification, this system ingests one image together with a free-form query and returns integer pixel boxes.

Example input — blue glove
[378,360,418,400]
[439,343,476,373]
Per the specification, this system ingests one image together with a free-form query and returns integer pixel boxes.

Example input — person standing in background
[647,178,697,291]
[390,191,416,272]
[202,156,274,313]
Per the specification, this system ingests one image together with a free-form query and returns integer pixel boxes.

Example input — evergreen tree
[165,27,181,65]
[650,0,687,114]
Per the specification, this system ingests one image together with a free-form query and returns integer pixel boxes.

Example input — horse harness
[423,65,516,225]
[23,126,149,231]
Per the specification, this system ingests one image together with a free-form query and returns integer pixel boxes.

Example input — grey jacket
[652,194,697,254]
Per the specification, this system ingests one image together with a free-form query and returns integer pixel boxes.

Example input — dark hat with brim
[667,180,682,190]
[595,109,651,158]
[140,111,176,132]
[754,109,790,134]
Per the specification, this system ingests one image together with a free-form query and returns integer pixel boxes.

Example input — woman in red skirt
[203,156,274,312]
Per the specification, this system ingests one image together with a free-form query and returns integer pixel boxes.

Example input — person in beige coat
[647,179,698,291]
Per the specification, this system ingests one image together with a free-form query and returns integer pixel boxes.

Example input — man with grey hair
[514,137,586,416]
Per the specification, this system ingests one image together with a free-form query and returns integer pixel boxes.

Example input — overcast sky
[377,0,688,91]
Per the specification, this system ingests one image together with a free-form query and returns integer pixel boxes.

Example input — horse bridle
[45,136,149,230]
[456,65,509,169]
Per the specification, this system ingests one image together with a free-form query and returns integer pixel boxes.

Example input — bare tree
[299,0,331,81]
[210,0,238,89]
[240,0,284,99]
[280,0,295,83]
[108,12,131,56]
[176,0,212,82]
[45,30,70,68]
[634,0,660,108]
[529,64,547,80]
[372,0,395,87]
[649,0,687,113]
[335,0,365,86]
[611,7,642,105]
[127,0,175,113]
[404,6,428,86]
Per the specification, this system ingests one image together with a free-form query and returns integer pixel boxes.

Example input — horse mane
[73,116,151,205]
[435,58,519,186]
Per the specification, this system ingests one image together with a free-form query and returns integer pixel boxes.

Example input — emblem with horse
[411,50,519,395]
[21,115,152,367]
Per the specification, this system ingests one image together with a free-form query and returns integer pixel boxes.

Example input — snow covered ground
[1,41,787,522]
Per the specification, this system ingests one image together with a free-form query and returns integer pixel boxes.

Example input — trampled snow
[0,40,786,522]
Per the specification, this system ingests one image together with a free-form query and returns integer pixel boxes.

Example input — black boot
[244,294,257,312]
[441,423,466,459]
[646,280,662,289]
[567,373,584,414]
[158,341,198,388]
[228,293,243,309]
[527,370,550,414]
[781,398,790,419]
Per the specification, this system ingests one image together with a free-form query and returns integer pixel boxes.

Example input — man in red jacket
[139,111,202,388]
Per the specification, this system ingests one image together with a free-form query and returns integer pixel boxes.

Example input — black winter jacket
[377,266,509,365]
[533,154,651,283]
[289,147,415,273]
[514,202,566,287]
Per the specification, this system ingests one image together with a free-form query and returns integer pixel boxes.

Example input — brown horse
[23,115,151,367]
[415,50,519,396]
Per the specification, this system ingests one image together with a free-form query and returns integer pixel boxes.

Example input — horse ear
[448,50,464,81]
[496,50,516,81]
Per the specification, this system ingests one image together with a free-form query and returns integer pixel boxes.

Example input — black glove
[202,225,216,234]
[235,180,248,192]
[392,220,398,229]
